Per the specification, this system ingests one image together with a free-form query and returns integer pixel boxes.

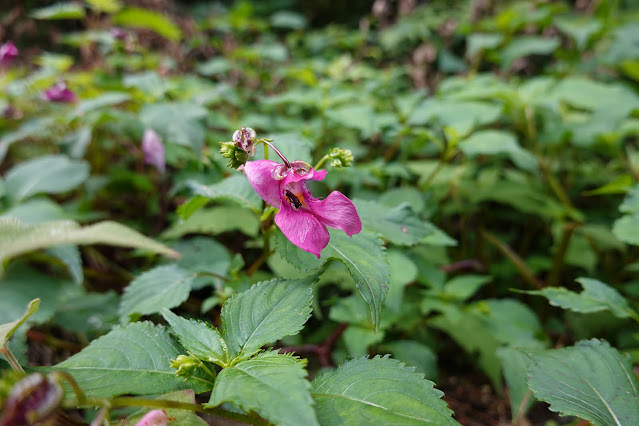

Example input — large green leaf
[161,207,259,239]
[408,99,501,134]
[354,200,456,246]
[527,339,639,425]
[222,277,314,359]
[186,174,263,212]
[312,355,458,425]
[53,322,212,398]
[275,229,389,330]
[161,309,228,366]
[0,219,178,274]
[500,36,560,69]
[4,155,89,203]
[140,102,206,151]
[523,278,638,319]
[119,265,196,323]
[206,351,318,426]
[459,130,538,171]
[113,8,182,40]
[0,299,39,347]
[613,215,639,246]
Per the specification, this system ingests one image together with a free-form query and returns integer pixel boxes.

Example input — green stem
[314,154,330,170]
[1,347,25,374]
[50,371,88,405]
[481,229,544,289]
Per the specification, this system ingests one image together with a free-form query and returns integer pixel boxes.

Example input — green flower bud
[170,355,200,378]
[328,147,354,168]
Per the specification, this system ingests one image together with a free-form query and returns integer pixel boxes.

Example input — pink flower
[233,126,257,155]
[142,128,166,174]
[244,159,362,258]
[0,41,18,67]
[42,82,77,103]
[135,409,168,426]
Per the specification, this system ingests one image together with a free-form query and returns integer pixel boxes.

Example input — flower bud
[0,373,64,426]
[232,127,257,155]
[169,355,200,378]
[328,147,354,168]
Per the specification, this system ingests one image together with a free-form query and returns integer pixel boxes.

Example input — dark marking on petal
[285,190,303,210]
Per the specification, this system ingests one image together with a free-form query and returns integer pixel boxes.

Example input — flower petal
[281,167,327,188]
[243,160,282,208]
[306,191,362,236]
[275,203,329,258]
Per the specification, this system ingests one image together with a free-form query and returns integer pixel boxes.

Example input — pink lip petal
[306,190,362,236]
[244,160,283,208]
[275,202,330,258]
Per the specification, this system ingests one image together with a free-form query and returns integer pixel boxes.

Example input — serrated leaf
[0,299,39,347]
[161,309,228,366]
[222,277,314,359]
[120,265,196,322]
[354,200,455,246]
[206,351,318,426]
[312,355,458,425]
[113,8,182,41]
[522,277,637,319]
[0,219,178,274]
[53,322,213,398]
[276,229,389,330]
[31,2,86,19]
[527,339,639,425]
[4,155,89,203]
[186,175,263,212]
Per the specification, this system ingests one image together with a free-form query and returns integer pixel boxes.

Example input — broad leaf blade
[0,219,178,274]
[113,8,182,40]
[119,265,195,322]
[0,299,40,347]
[53,322,212,398]
[527,339,639,425]
[522,278,637,319]
[206,351,318,426]
[161,308,228,365]
[4,155,89,203]
[221,277,314,358]
[276,229,389,330]
[312,355,458,425]
[186,174,263,212]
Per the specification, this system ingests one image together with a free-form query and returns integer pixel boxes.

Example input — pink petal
[306,191,362,236]
[281,167,327,188]
[243,160,282,208]
[135,409,167,426]
[275,202,329,258]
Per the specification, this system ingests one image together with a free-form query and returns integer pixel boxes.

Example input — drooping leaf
[161,309,228,366]
[275,229,389,330]
[312,355,458,425]
[527,339,639,425]
[0,219,178,274]
[354,200,456,246]
[31,2,86,19]
[522,278,637,319]
[206,351,318,426]
[46,245,83,284]
[113,8,182,41]
[186,174,263,212]
[53,322,212,398]
[497,346,536,422]
[4,155,89,203]
[0,299,40,347]
[222,277,314,359]
[119,265,196,322]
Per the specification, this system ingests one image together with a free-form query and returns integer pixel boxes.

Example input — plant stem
[247,226,273,277]
[547,222,577,287]
[481,229,544,289]
[263,140,290,168]
[1,347,24,373]
[314,154,330,170]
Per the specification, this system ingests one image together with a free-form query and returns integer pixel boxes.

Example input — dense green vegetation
[2,0,639,424]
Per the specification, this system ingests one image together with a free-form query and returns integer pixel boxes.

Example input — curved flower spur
[222,127,361,258]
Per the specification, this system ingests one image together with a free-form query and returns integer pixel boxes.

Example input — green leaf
[459,130,538,171]
[140,102,206,151]
[443,275,492,302]
[312,355,458,425]
[86,0,122,13]
[187,174,263,212]
[31,2,86,19]
[52,291,118,335]
[46,244,83,284]
[161,207,260,239]
[0,118,55,163]
[497,346,535,421]
[206,351,318,426]
[71,92,130,117]
[161,309,228,366]
[500,36,560,69]
[522,278,637,319]
[613,215,639,246]
[0,299,39,347]
[4,155,89,203]
[527,339,639,425]
[379,340,438,380]
[354,200,456,246]
[0,219,178,274]
[466,33,503,58]
[119,265,196,322]
[113,7,182,40]
[222,277,314,359]
[408,99,501,134]
[275,229,389,330]
[53,322,212,398]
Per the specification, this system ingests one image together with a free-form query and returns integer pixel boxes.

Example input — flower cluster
[220,126,257,169]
